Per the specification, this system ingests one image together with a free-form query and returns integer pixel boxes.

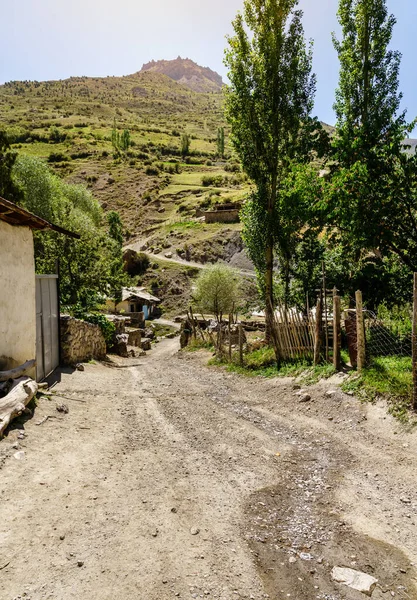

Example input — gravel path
[0,339,416,599]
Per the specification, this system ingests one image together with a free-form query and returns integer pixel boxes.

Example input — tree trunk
[0,378,38,437]
[265,242,274,342]
[265,178,277,342]
[0,359,36,382]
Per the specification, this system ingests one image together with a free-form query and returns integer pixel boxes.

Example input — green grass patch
[341,356,414,423]
[166,220,204,232]
[207,345,336,382]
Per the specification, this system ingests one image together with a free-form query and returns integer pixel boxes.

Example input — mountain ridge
[140,57,223,93]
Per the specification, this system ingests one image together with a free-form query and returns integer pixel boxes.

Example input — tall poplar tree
[328,0,417,269]
[333,0,405,164]
[224,0,319,329]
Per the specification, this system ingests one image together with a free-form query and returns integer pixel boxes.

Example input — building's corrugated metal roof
[0,197,80,238]
[122,287,161,303]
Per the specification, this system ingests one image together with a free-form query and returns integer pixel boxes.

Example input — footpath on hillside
[0,337,416,600]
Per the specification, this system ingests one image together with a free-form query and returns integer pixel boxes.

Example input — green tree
[217,127,225,158]
[224,0,321,328]
[181,133,191,157]
[12,155,125,307]
[326,0,417,271]
[193,264,241,322]
[0,129,22,202]
[111,118,121,154]
[120,129,131,151]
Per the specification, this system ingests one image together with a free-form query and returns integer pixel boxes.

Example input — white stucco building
[0,197,78,380]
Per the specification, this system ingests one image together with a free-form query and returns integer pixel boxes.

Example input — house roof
[122,286,161,303]
[0,197,80,239]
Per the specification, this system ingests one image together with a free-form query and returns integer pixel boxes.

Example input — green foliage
[326,0,417,272]
[202,174,224,187]
[12,155,125,307]
[49,126,66,143]
[73,310,116,347]
[181,133,191,157]
[0,129,22,202]
[120,129,131,151]
[341,356,415,423]
[111,119,131,154]
[124,250,150,276]
[224,0,325,321]
[217,127,225,158]
[193,263,242,321]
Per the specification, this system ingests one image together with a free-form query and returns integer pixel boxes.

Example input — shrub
[145,165,159,176]
[202,175,224,187]
[48,152,68,163]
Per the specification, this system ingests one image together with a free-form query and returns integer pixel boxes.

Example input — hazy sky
[1,0,416,125]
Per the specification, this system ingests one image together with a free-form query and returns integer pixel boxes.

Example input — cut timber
[0,359,36,382]
[0,378,38,436]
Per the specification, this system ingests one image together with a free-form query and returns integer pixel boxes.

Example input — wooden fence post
[333,293,341,371]
[314,297,322,366]
[355,290,365,373]
[238,324,244,366]
[228,314,232,362]
[412,273,417,411]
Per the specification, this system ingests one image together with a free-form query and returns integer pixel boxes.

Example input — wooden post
[412,274,417,411]
[314,297,322,366]
[333,293,341,371]
[228,314,232,362]
[238,324,244,366]
[322,262,329,362]
[355,290,366,373]
[217,323,223,359]
[189,307,197,340]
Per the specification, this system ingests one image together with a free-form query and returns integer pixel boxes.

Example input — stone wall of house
[203,209,240,224]
[60,316,106,365]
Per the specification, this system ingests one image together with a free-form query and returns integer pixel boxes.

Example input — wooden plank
[333,294,341,371]
[314,297,322,366]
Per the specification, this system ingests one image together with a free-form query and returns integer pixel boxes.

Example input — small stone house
[0,197,78,380]
[107,287,161,320]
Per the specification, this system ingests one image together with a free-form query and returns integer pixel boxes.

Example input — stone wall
[203,209,240,224]
[60,316,106,365]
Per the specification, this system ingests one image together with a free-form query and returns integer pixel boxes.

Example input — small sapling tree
[193,264,242,323]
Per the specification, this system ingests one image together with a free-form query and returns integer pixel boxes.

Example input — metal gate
[36,275,59,381]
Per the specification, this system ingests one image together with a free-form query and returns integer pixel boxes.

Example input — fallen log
[0,378,38,436]
[0,360,36,382]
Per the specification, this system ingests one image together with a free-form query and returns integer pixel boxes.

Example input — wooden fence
[269,300,315,360]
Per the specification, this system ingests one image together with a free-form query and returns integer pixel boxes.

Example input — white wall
[0,220,36,374]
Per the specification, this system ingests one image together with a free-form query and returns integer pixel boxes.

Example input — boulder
[141,338,152,351]
[114,334,129,358]
[331,567,378,596]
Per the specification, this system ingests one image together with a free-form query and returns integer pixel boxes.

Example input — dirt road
[0,338,416,600]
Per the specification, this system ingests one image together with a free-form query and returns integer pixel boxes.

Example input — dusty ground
[0,338,416,600]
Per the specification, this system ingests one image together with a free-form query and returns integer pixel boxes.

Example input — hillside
[0,66,253,313]
[140,57,223,93]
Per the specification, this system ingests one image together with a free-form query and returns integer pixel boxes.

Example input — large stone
[127,328,142,348]
[141,338,152,351]
[114,334,129,358]
[331,567,378,596]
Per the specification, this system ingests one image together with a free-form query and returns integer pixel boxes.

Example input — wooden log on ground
[0,360,36,382]
[0,378,38,436]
